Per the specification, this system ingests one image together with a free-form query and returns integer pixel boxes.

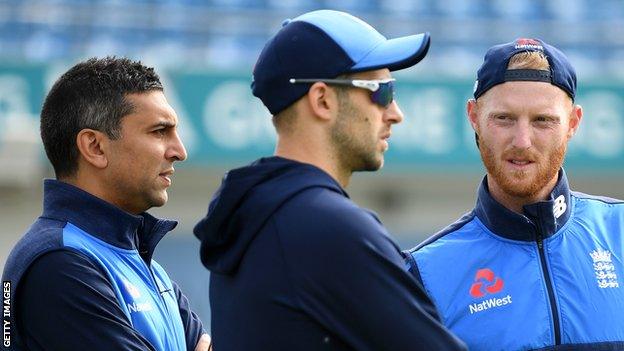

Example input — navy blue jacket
[2,180,204,351]
[408,171,624,350]
[194,156,467,351]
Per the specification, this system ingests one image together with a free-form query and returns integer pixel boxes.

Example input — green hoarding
[1,64,623,171]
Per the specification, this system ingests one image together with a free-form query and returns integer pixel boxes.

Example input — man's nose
[511,121,532,149]
[167,132,188,161]
[384,101,404,125]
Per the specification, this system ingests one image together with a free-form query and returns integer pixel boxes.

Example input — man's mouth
[380,133,391,151]
[159,169,174,186]
[509,160,532,165]
[507,159,535,168]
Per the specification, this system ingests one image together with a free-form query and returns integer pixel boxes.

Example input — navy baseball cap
[251,10,431,115]
[473,38,576,101]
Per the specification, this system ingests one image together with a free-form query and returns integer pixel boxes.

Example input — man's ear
[75,129,110,169]
[306,82,339,122]
[467,99,481,148]
[467,99,480,132]
[567,104,583,140]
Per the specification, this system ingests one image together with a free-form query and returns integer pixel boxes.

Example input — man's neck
[487,175,558,215]
[60,174,142,215]
[274,140,351,188]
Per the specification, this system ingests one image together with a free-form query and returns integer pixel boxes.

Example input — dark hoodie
[194,157,467,351]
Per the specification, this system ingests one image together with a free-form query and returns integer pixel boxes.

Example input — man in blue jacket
[408,38,624,350]
[2,57,210,350]
[193,9,466,351]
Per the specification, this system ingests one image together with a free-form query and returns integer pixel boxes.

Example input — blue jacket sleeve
[171,280,206,350]
[276,200,467,351]
[17,250,156,351]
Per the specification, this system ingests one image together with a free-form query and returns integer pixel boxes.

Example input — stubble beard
[331,94,382,173]
[480,139,566,198]
[111,173,167,214]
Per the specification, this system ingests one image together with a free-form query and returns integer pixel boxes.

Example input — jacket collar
[474,169,572,241]
[41,179,177,262]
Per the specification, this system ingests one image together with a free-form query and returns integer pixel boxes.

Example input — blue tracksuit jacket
[2,179,204,350]
[193,156,467,351]
[408,170,624,351]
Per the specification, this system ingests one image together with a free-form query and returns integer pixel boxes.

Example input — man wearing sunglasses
[193,9,466,351]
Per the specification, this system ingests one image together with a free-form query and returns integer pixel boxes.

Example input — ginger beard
[479,136,566,198]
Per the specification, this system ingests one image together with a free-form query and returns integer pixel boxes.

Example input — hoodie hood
[194,156,347,274]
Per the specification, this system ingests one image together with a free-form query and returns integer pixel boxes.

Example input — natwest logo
[469,268,504,298]
[122,279,142,299]
[468,268,512,315]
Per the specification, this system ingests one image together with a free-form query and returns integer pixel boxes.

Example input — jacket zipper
[140,252,177,344]
[149,262,180,347]
[536,227,561,345]
[137,228,169,309]
[135,225,179,348]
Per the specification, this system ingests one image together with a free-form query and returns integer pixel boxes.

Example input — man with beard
[193,9,466,351]
[407,38,624,350]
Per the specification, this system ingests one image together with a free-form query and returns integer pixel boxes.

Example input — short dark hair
[40,57,163,179]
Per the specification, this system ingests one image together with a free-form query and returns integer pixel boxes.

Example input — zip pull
[533,218,544,249]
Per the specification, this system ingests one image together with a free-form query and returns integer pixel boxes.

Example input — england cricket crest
[590,248,619,289]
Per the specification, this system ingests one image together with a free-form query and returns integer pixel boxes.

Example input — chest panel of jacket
[63,223,187,351]
[413,196,624,350]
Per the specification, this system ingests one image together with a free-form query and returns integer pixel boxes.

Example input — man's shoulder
[276,186,383,235]
[271,186,395,255]
[13,216,66,248]
[572,191,624,206]
[288,185,369,215]
[3,217,67,281]
[570,191,624,238]
[571,191,624,221]
[410,210,478,254]
[19,249,104,282]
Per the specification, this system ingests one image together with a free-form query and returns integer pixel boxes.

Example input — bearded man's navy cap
[251,9,431,115]
[473,38,576,101]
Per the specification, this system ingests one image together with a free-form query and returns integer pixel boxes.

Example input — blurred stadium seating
[1,0,623,330]
[0,0,623,77]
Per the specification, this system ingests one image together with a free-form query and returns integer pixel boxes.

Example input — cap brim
[351,32,430,72]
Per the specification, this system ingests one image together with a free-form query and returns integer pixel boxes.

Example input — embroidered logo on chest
[590,248,619,289]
